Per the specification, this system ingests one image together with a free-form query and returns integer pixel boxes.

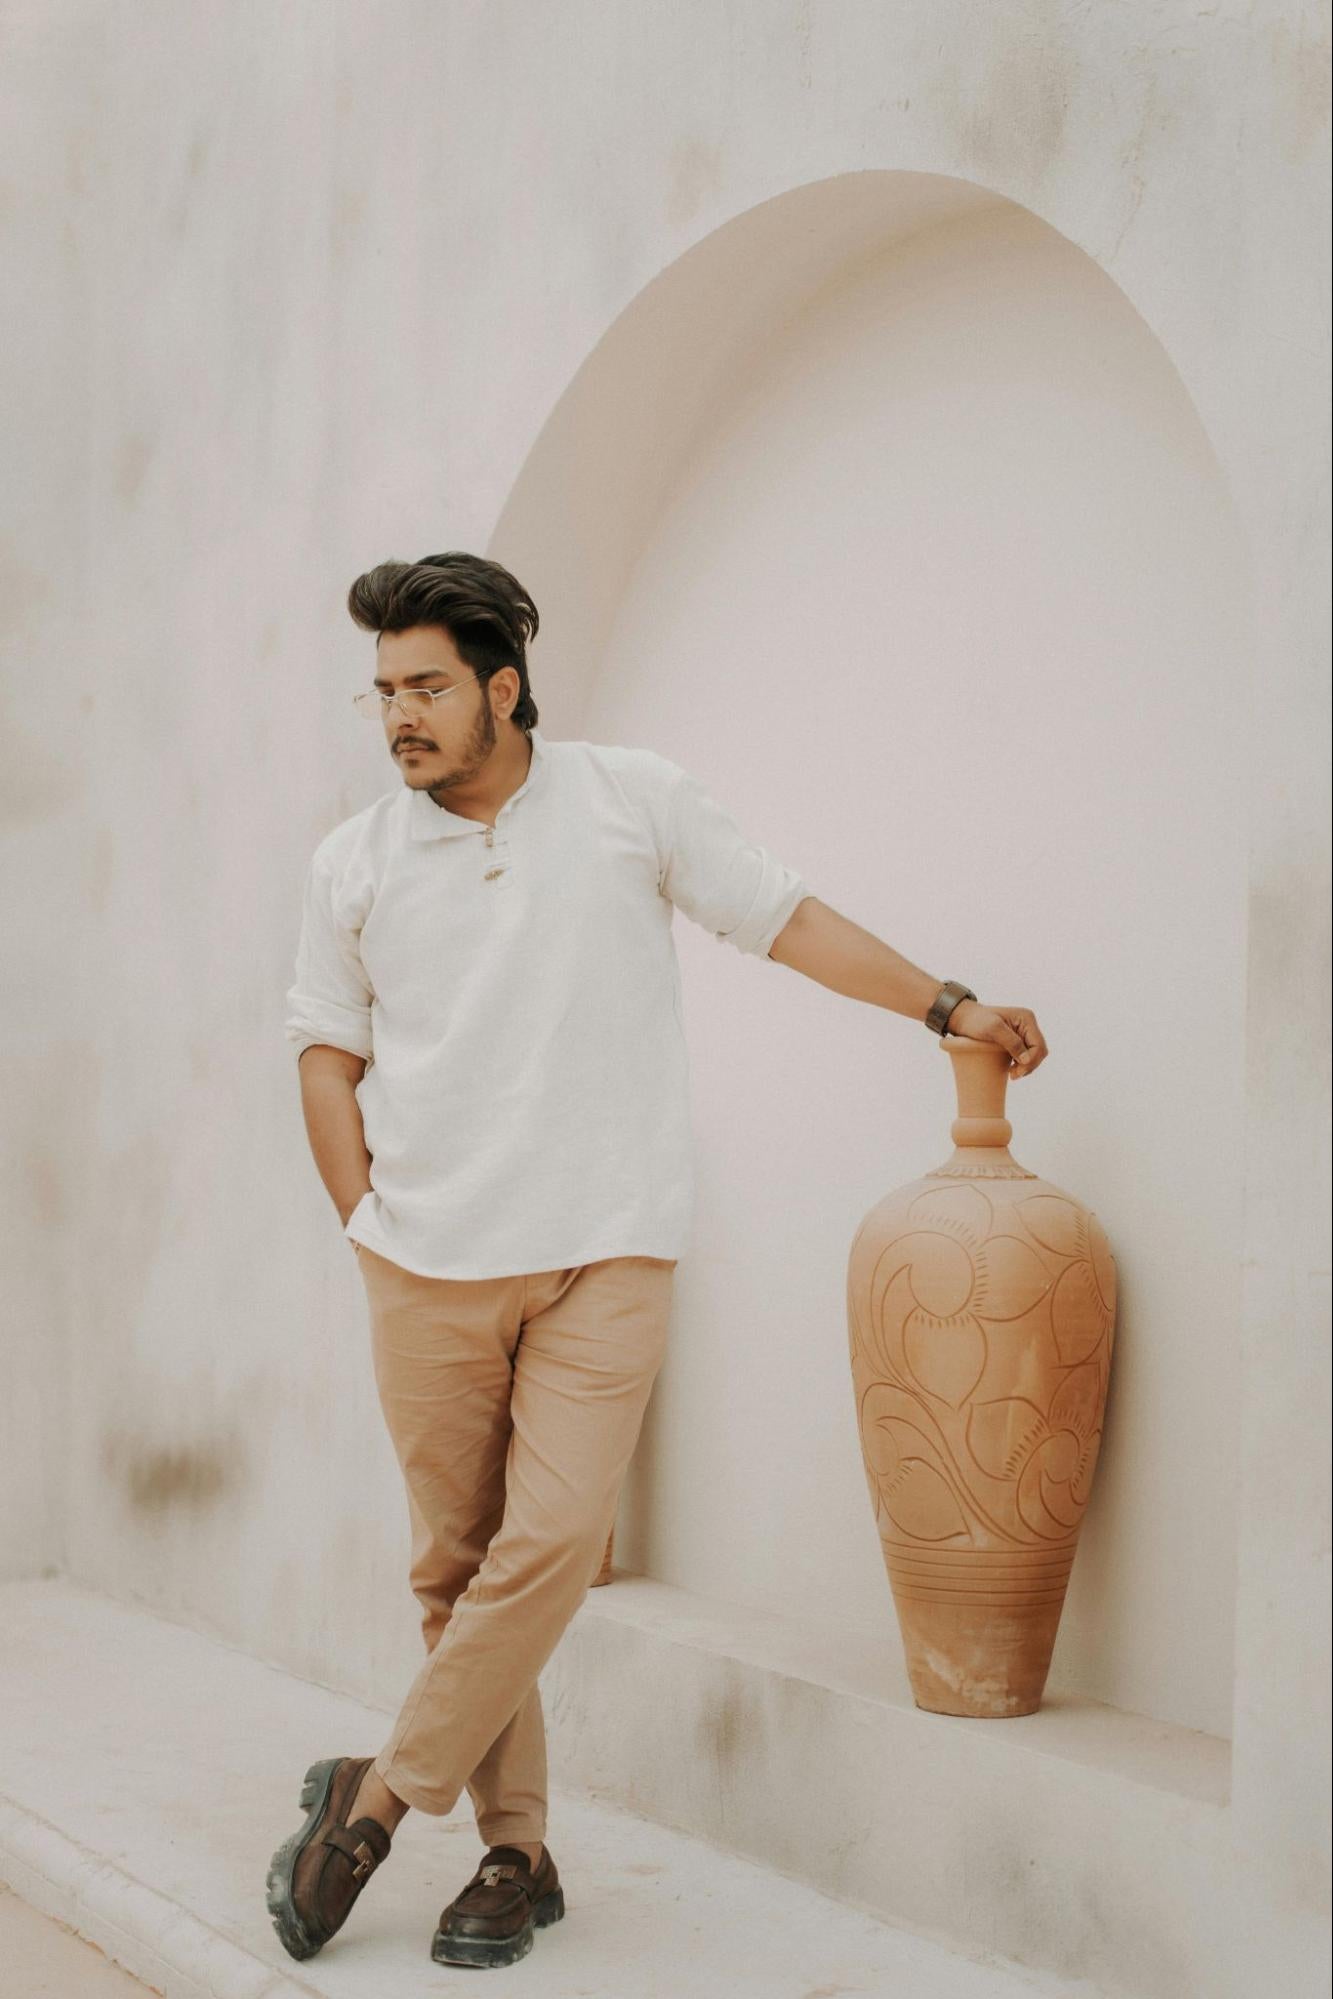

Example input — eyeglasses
[353,670,483,720]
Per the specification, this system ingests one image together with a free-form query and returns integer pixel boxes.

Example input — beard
[399,697,498,794]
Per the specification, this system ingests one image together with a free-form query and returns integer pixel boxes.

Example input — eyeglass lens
[355,689,438,718]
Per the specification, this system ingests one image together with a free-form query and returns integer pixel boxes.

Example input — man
[268,551,1047,1972]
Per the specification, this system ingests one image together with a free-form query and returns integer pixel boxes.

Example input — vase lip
[940,1033,1007,1056]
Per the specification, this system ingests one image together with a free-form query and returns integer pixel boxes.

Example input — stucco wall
[2,0,1327,1954]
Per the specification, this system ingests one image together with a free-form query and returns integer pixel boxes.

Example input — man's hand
[946,1001,1048,1078]
[296,1045,376,1219]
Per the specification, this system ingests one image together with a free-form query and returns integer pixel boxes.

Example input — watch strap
[925,980,977,1037]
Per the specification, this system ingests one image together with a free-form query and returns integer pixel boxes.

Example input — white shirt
[284,728,811,1279]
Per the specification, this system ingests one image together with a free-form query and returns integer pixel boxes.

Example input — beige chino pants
[352,1242,676,1843]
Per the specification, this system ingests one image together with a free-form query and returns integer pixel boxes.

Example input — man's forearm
[767,895,944,1024]
[297,1046,373,1225]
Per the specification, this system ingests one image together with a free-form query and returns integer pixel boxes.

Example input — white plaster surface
[0,1578,1069,1999]
[1,0,1327,1990]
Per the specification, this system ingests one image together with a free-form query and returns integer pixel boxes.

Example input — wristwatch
[925,980,977,1038]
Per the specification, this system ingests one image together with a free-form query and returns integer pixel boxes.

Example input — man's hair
[347,552,540,735]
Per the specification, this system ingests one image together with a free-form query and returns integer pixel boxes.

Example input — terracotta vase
[846,1034,1117,1716]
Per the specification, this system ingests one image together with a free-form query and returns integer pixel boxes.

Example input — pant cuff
[373,1753,458,1818]
[475,1815,548,1846]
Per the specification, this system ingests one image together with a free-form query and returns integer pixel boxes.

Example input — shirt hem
[346,1230,684,1281]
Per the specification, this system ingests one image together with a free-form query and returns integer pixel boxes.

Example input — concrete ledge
[545,1571,1240,1997]
[0,1800,312,1998]
[0,1576,1065,1999]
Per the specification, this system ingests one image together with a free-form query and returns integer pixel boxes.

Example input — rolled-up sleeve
[660,763,811,958]
[284,853,375,1062]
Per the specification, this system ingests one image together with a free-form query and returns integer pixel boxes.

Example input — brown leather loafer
[266,1755,393,1960]
[431,1842,565,1968]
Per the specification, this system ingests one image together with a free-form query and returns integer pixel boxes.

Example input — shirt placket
[480,817,514,889]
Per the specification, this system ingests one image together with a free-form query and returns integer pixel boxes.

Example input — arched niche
[491,172,1249,1740]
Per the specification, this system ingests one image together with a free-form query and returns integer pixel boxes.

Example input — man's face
[374,626,503,792]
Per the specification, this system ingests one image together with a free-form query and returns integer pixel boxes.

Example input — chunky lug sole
[431,1882,566,1969]
[265,1756,353,1961]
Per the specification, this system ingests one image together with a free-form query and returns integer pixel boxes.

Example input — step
[541,1570,1236,1997]
[0,1576,1067,1999]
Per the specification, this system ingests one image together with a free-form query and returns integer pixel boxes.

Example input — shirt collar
[405,727,549,841]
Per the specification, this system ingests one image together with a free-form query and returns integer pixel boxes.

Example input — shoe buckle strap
[478,1862,517,1888]
[323,1824,379,1881]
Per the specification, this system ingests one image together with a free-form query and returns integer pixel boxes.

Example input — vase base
[911,1691,1043,1719]
[894,1591,1065,1718]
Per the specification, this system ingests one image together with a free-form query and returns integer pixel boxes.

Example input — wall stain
[84,823,114,915]
[953,17,1077,190]
[664,137,724,233]
[113,431,153,509]
[102,1429,244,1513]
[696,1671,763,1772]
[1268,14,1331,168]
[25,1141,65,1229]
[332,185,367,264]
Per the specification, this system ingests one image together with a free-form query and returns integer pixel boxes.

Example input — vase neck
[929,1034,1035,1178]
